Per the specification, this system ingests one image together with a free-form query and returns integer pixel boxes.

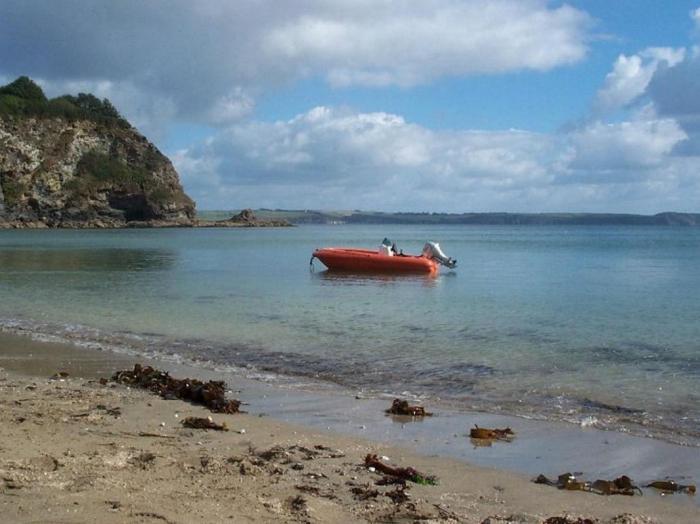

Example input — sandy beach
[0,332,697,523]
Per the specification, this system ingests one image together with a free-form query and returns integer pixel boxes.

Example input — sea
[1,224,699,445]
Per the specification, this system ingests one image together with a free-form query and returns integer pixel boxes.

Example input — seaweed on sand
[182,416,228,431]
[111,364,241,414]
[364,454,438,485]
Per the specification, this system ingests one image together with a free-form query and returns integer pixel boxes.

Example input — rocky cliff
[0,77,195,228]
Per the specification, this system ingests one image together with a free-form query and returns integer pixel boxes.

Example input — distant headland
[0,77,287,229]
[201,209,700,226]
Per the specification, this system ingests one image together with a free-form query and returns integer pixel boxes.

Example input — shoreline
[2,317,698,451]
[2,330,700,483]
[0,206,291,229]
[0,331,698,522]
[0,218,293,229]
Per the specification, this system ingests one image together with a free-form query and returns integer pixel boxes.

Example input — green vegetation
[68,151,150,196]
[410,474,439,486]
[146,185,178,206]
[0,76,46,102]
[67,151,178,210]
[0,176,27,207]
[79,151,147,186]
[0,76,128,127]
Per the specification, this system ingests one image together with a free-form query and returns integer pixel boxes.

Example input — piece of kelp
[365,454,437,485]
[112,364,241,413]
[469,425,515,441]
[482,515,595,524]
[543,518,595,524]
[645,480,696,494]
[535,472,641,496]
[386,399,432,417]
[182,416,228,431]
[591,475,642,496]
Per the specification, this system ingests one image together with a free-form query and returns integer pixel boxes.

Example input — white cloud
[206,88,255,125]
[264,0,591,87]
[593,28,700,159]
[566,119,687,173]
[171,148,224,203]
[0,0,591,122]
[175,106,699,212]
[643,47,687,64]
[175,106,560,211]
[594,47,685,113]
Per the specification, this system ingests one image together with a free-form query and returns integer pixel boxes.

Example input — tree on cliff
[0,76,126,126]
[0,76,48,115]
[54,93,122,121]
[0,76,47,102]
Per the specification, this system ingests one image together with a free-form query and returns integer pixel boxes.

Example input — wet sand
[0,331,698,522]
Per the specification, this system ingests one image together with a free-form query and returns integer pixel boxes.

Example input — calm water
[1,225,699,444]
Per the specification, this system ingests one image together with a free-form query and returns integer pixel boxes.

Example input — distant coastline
[200,209,700,226]
[0,208,291,229]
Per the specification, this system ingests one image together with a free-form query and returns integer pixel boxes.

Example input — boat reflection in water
[311,269,440,284]
[310,268,440,288]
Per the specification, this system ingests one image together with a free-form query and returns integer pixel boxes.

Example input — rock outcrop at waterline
[0,77,195,228]
[216,208,291,227]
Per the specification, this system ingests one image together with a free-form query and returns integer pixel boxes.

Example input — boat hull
[313,248,439,274]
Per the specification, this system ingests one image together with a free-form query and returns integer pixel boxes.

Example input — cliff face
[0,118,195,227]
[0,81,194,227]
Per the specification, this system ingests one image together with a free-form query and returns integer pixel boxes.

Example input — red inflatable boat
[311,242,456,274]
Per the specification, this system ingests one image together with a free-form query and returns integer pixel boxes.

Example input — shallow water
[1,225,699,444]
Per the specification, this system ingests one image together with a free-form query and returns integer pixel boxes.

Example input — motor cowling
[422,242,457,268]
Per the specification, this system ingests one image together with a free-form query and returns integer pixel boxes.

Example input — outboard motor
[422,242,457,269]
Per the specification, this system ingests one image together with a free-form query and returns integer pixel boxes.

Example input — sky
[1,0,700,213]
